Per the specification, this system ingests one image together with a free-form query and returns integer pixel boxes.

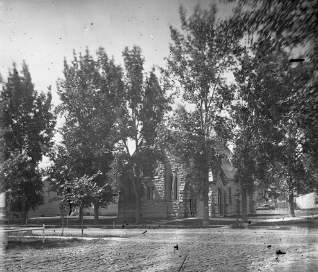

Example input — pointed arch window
[169,175,173,200]
[229,187,232,204]
[174,176,178,200]
[218,187,222,206]
[220,171,227,185]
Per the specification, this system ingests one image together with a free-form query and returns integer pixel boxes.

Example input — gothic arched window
[168,175,173,200]
[174,176,178,200]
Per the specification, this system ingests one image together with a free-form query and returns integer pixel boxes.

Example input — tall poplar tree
[232,42,313,217]
[109,46,169,224]
[0,62,56,224]
[226,0,318,183]
[164,5,237,226]
[53,48,122,224]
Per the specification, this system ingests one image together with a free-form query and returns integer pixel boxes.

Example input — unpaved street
[2,227,318,271]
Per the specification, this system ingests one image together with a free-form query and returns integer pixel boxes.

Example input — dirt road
[2,227,318,271]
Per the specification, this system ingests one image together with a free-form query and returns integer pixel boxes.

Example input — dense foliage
[50,49,121,223]
[223,0,317,216]
[161,4,238,225]
[0,62,56,223]
[2,1,317,223]
[109,46,169,223]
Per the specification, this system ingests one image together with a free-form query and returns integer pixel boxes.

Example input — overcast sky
[1,0,237,163]
[0,0,235,104]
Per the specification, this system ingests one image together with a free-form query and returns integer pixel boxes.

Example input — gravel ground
[2,227,318,272]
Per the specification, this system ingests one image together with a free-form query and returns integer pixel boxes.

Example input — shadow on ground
[5,238,99,250]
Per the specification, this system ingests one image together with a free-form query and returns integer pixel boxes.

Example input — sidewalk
[5,211,318,229]
[140,213,318,227]
[246,214,318,224]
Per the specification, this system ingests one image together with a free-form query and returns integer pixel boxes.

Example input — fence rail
[1,224,45,246]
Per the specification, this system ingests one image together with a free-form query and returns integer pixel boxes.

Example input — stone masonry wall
[118,147,191,219]
[211,174,256,217]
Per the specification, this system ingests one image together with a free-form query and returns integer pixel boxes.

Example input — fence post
[42,224,45,243]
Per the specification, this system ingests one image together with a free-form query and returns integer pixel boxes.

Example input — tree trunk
[123,193,126,219]
[79,205,83,222]
[132,174,141,225]
[93,202,99,225]
[202,147,210,226]
[129,177,141,224]
[202,192,209,226]
[202,174,209,226]
[288,191,295,217]
[241,186,248,223]
[135,174,141,224]
[135,195,141,224]
[20,197,27,225]
[61,215,64,236]
[80,205,84,235]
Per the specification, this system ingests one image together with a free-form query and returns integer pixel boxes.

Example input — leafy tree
[109,46,168,224]
[0,62,56,224]
[162,5,236,225]
[231,42,313,217]
[47,144,114,221]
[226,0,317,68]
[160,105,225,202]
[53,48,121,224]
[3,154,44,222]
[225,0,318,181]
[268,142,312,217]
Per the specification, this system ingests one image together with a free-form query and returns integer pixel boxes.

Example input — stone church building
[118,147,256,219]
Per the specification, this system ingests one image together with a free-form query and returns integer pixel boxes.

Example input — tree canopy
[230,31,315,216]
[162,4,238,225]
[109,46,169,223]
[0,62,56,223]
[225,0,318,179]
[51,48,121,223]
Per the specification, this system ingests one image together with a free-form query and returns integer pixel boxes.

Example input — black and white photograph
[0,0,317,271]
